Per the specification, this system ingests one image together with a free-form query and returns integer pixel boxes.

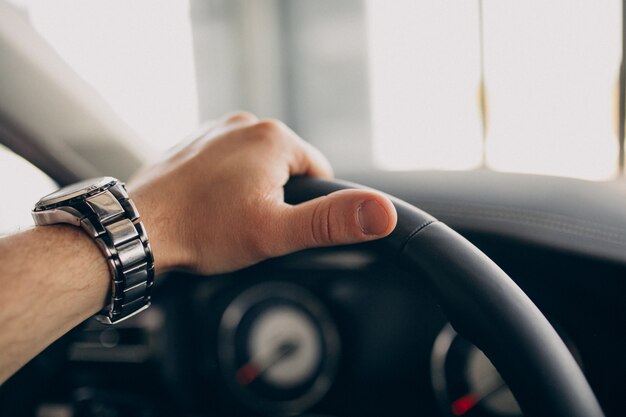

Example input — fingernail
[357,200,389,235]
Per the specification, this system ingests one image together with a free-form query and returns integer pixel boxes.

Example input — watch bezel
[33,176,117,211]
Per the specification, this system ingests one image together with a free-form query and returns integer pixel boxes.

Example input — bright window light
[0,146,56,234]
[366,0,484,171]
[367,0,622,181]
[483,0,621,181]
[15,0,198,151]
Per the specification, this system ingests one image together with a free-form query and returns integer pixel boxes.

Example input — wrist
[32,177,156,324]
[128,185,191,274]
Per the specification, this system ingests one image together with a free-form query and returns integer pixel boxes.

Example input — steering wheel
[284,177,604,417]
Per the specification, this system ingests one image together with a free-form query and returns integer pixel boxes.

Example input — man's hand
[0,112,397,383]
[129,112,397,275]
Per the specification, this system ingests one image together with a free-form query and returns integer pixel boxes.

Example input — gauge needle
[450,381,507,416]
[236,339,300,385]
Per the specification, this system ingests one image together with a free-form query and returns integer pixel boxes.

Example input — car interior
[1,1,625,417]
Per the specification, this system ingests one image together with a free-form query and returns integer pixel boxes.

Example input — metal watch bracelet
[33,180,155,324]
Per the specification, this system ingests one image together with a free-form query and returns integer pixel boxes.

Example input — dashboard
[2,171,626,417]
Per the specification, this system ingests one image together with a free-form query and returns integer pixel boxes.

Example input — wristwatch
[32,177,154,324]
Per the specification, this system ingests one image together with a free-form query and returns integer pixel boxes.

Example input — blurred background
[1,0,624,230]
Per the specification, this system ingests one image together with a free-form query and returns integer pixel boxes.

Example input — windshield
[9,0,623,181]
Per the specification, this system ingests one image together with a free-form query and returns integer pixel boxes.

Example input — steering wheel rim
[284,177,604,417]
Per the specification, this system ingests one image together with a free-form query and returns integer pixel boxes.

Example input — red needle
[451,393,479,416]
[450,381,507,416]
[235,339,299,386]
[236,363,260,385]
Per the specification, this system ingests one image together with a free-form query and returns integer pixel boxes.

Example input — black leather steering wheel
[284,177,604,417]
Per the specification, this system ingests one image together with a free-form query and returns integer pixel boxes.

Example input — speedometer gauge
[431,323,582,417]
[218,282,340,416]
[431,324,522,417]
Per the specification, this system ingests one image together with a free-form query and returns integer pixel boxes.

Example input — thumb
[277,189,397,253]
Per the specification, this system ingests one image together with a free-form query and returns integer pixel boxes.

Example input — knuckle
[225,111,257,124]
[250,119,287,143]
[311,197,335,246]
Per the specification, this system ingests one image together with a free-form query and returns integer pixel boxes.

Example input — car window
[367,1,620,181]
[8,0,623,181]
[0,145,57,234]
[7,0,199,152]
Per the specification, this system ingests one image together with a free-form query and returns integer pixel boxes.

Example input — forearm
[0,225,109,383]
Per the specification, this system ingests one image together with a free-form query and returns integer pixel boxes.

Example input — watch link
[32,177,154,324]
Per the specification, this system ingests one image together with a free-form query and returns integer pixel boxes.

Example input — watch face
[36,177,116,208]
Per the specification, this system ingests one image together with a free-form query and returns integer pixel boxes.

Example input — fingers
[239,119,334,179]
[288,139,334,179]
[269,189,397,255]
[210,111,260,137]
[167,112,259,157]
[223,111,259,125]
